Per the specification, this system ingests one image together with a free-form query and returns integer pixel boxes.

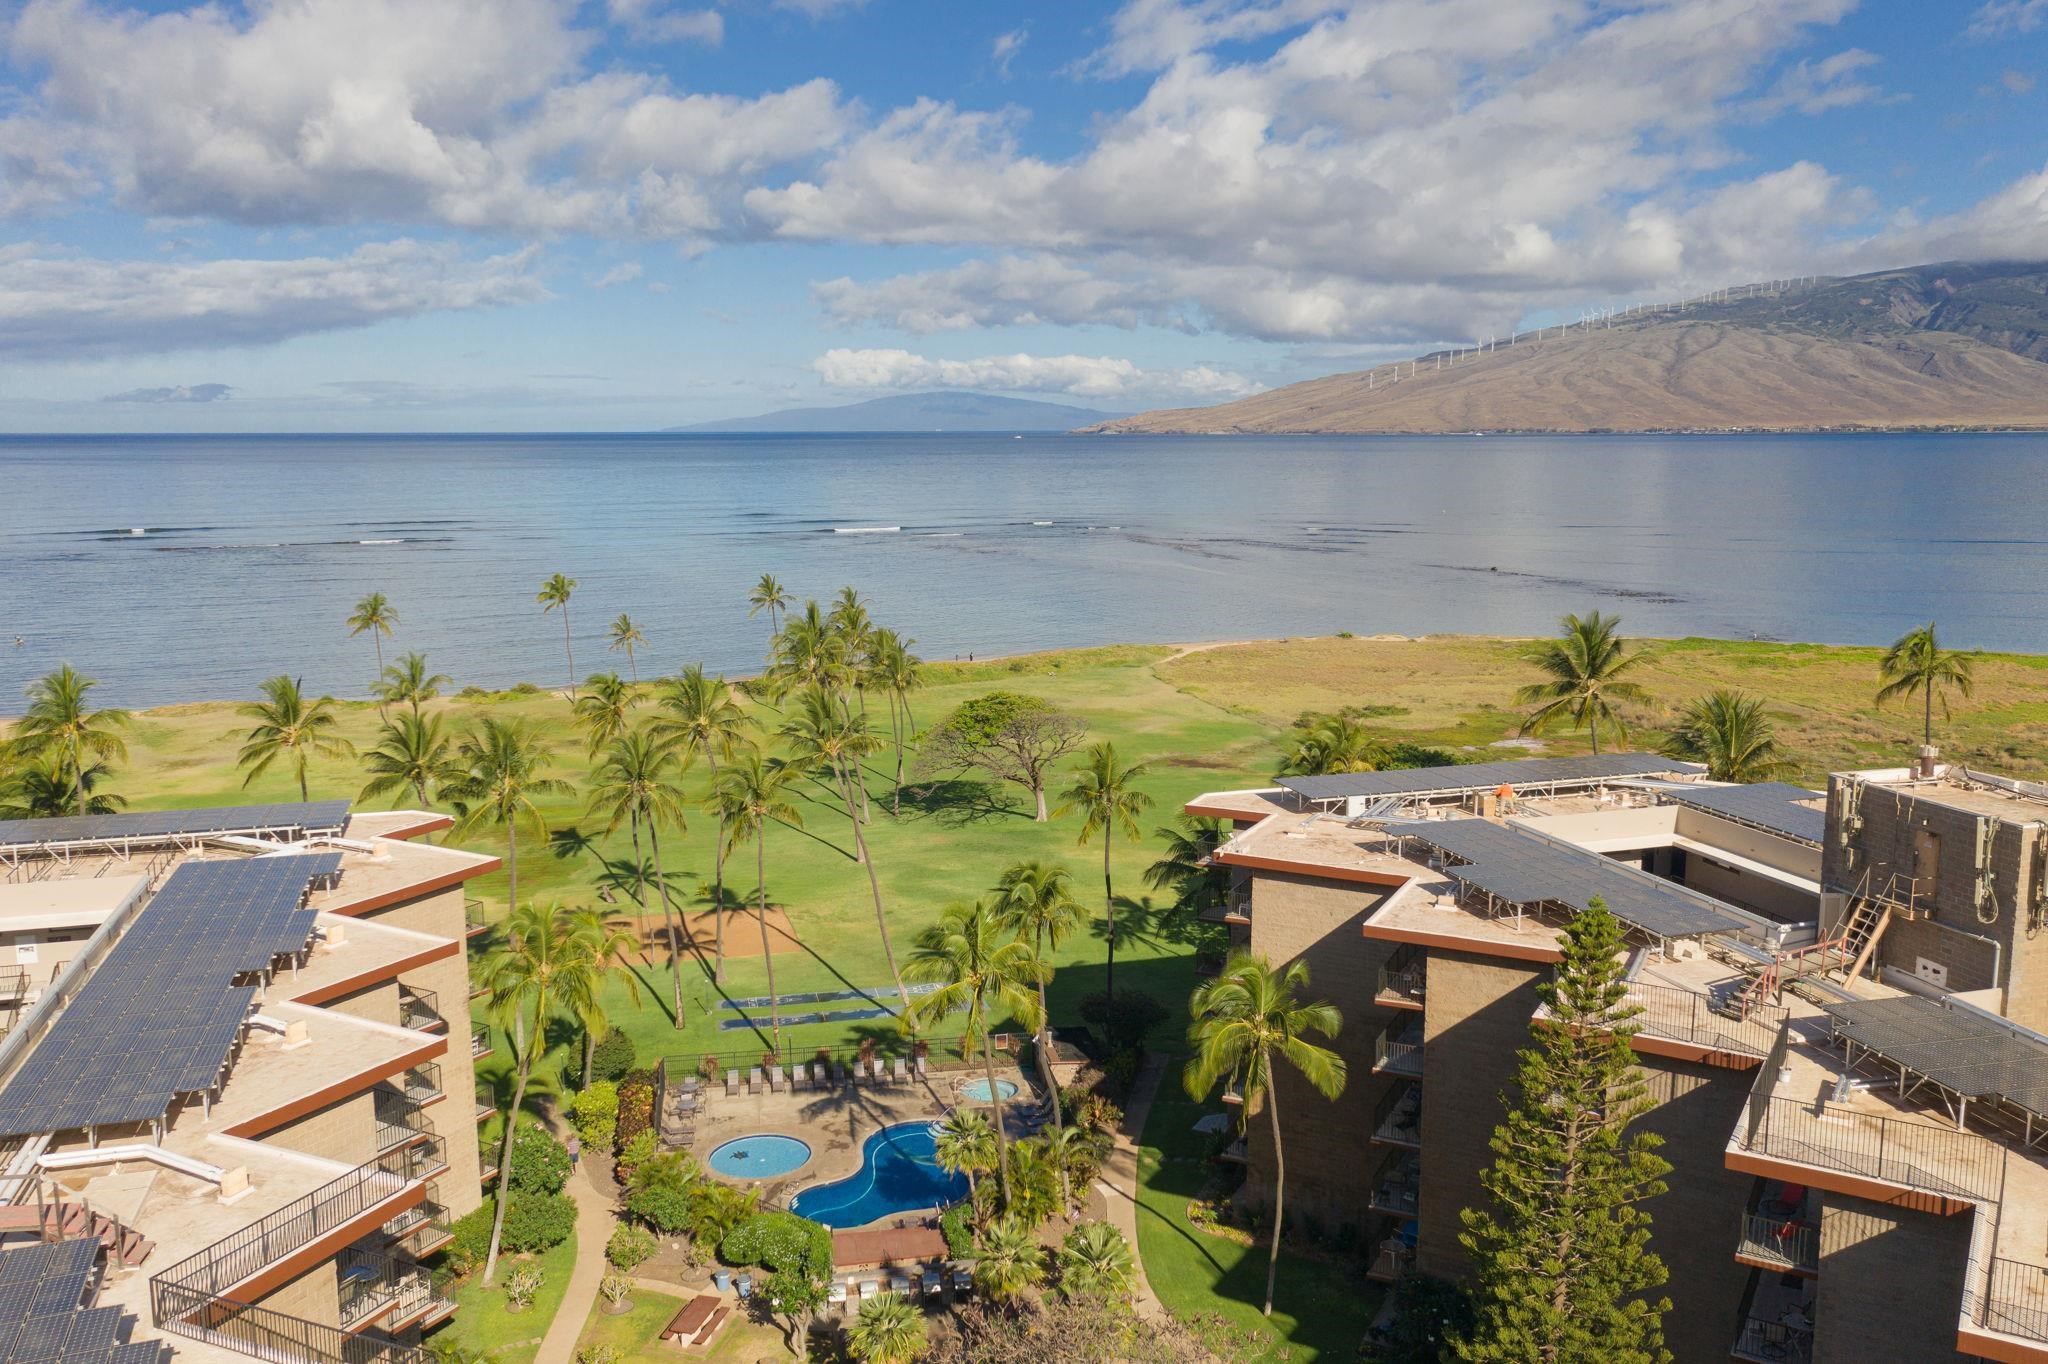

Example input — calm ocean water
[3,431,2046,709]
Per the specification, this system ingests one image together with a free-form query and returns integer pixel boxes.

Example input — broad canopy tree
[919,690,1086,821]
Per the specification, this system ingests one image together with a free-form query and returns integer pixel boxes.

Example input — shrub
[590,1029,636,1083]
[625,1151,697,1234]
[1077,991,1169,1053]
[697,1054,722,1081]
[615,1077,654,1156]
[504,1264,543,1310]
[578,1348,620,1364]
[446,1204,493,1272]
[508,1125,571,1196]
[1371,1274,1476,1364]
[599,1272,633,1310]
[607,1222,658,1271]
[939,1202,975,1259]
[570,1081,619,1152]
[500,1192,578,1254]
[1099,1050,1139,1096]
[509,682,540,696]
[615,1128,657,1187]
[719,1211,832,1277]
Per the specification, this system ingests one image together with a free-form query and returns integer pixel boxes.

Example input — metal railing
[371,1092,425,1154]
[151,1277,430,1364]
[395,1136,448,1183]
[1375,952,1425,1008]
[1737,1212,1818,1274]
[1735,1093,2005,1203]
[1732,1315,1812,1363]
[1372,1080,1422,1146]
[1370,1152,1420,1215]
[1619,978,1787,1057]
[470,1021,491,1058]
[1971,1257,2048,1343]
[396,988,441,1034]
[1372,1026,1423,1077]
[336,1250,400,1329]
[385,1064,442,1105]
[381,1191,446,1243]
[658,1034,1024,1082]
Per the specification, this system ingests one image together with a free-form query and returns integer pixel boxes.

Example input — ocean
[4,430,2046,709]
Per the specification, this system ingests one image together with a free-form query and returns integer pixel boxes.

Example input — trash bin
[713,1270,731,1293]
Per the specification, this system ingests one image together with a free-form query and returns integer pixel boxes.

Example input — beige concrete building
[0,802,499,1364]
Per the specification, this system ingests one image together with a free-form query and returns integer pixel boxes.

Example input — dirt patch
[612,907,802,959]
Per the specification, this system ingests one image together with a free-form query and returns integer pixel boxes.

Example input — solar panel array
[1402,819,1749,940]
[0,1239,167,1364]
[1822,996,2048,1119]
[1656,782,1827,845]
[1278,753,1701,803]
[0,802,350,851]
[0,853,341,1139]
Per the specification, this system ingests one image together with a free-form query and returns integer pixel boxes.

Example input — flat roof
[0,877,147,934]
[1822,995,2048,1120]
[1277,753,1700,804]
[1650,781,1825,846]
[0,802,351,853]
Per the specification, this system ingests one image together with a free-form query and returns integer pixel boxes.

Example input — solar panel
[0,801,351,852]
[0,853,340,1138]
[1823,996,2048,1119]
[0,1242,170,1364]
[1656,782,1826,845]
[1277,753,1701,803]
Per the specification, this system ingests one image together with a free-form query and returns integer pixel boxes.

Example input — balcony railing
[1374,951,1426,1009]
[396,987,443,1035]
[1969,1257,2048,1344]
[396,1136,449,1183]
[1732,1315,1813,1364]
[1736,1213,1818,1275]
[372,1091,427,1154]
[385,1063,444,1106]
[151,1278,430,1364]
[1372,1026,1423,1078]
[464,898,489,939]
[337,1250,401,1329]
[1222,894,1251,926]
[470,1022,492,1059]
[1371,1080,1422,1148]
[1369,1153,1420,1216]
[1736,1093,2004,1204]
[1616,978,1787,1057]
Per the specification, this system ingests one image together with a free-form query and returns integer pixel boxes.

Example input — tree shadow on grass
[891,777,1018,828]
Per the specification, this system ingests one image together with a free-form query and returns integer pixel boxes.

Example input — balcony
[1734,1092,2003,1205]
[1613,978,1787,1059]
[1374,949,1425,1011]
[1371,1022,1424,1078]
[1732,1315,1813,1364]
[384,1063,445,1107]
[1217,1137,1247,1165]
[373,1092,428,1155]
[1966,1255,2048,1347]
[397,986,445,1035]
[464,897,489,939]
[1371,1081,1422,1149]
[471,1021,494,1060]
[337,1250,405,1329]
[1369,1152,1420,1217]
[1735,1212,1818,1277]
[1222,894,1251,927]
[397,1136,449,1183]
[1732,1261,1815,1364]
[382,1188,452,1257]
[150,1282,429,1364]
[474,1086,494,1124]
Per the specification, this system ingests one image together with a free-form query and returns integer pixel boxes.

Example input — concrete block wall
[263,1092,377,1166]
[252,1258,341,1330]
[1812,1192,1972,1364]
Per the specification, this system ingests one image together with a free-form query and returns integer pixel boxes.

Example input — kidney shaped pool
[788,1121,968,1229]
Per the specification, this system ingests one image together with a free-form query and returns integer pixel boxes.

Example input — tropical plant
[905,899,1044,1207]
[1657,689,1794,782]
[12,666,131,817]
[1055,743,1152,1005]
[624,1150,700,1233]
[446,718,568,916]
[570,907,644,1085]
[749,572,792,640]
[587,727,691,1024]
[709,749,803,1052]
[1515,610,1650,755]
[606,1222,658,1270]
[848,1292,928,1364]
[655,665,750,982]
[376,650,450,718]
[1279,711,1387,776]
[1002,1138,1062,1227]
[234,675,352,802]
[991,859,1087,1204]
[358,711,463,810]
[574,672,635,755]
[920,692,1086,821]
[537,572,579,698]
[769,600,848,699]
[1456,899,1673,1364]
[346,592,398,713]
[1877,621,1977,750]
[503,1264,543,1311]
[969,1215,1046,1306]
[0,753,124,820]
[1040,1125,1111,1215]
[934,1107,998,1202]
[606,613,648,683]
[1144,814,1231,941]
[1184,952,1346,1317]
[867,627,924,814]
[599,1271,633,1310]
[1057,1221,1135,1300]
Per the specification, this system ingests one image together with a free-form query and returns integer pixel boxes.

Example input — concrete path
[534,1151,620,1364]
[1094,1051,1167,1319]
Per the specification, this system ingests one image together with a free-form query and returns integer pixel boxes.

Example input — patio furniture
[748,1067,764,1095]
[770,1065,786,1093]
[889,1274,911,1296]
[913,1055,927,1081]
[827,1281,847,1307]
[679,1075,700,1093]
[810,1062,827,1088]
[859,1279,880,1301]
[892,1059,908,1084]
[921,1270,941,1296]
[725,1071,738,1098]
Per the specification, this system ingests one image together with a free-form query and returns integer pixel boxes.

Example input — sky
[0,0,2045,432]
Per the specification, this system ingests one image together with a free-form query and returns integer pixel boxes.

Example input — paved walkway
[534,1147,620,1364]
[1095,1051,1167,1319]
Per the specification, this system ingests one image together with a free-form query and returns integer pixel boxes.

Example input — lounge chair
[889,1274,911,1296]
[809,1062,825,1089]
[859,1279,880,1301]
[913,1055,927,1081]
[748,1067,763,1095]
[892,1058,908,1085]
[921,1270,941,1296]
[827,1281,848,1308]
[724,1071,738,1098]
[769,1065,785,1093]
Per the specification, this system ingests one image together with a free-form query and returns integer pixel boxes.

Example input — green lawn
[432,1236,578,1364]
[572,1286,793,1362]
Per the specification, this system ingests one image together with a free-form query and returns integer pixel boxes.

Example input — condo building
[1186,754,2048,1364]
[0,802,500,1364]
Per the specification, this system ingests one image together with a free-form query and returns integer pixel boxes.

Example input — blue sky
[1,0,2044,431]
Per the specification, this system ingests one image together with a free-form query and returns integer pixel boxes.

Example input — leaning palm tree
[574,672,635,756]
[1184,953,1346,1317]
[905,899,1045,1207]
[847,1293,926,1364]
[970,1215,1046,1307]
[1877,621,1977,750]
[992,859,1087,1206]
[12,666,131,818]
[606,614,648,683]
[1057,1220,1136,1301]
[709,749,803,1054]
[234,675,353,802]
[654,666,750,982]
[376,651,451,718]
[358,711,464,810]
[1515,610,1650,755]
[1055,743,1153,1005]
[748,573,792,642]
[346,592,399,715]
[0,753,125,820]
[477,899,609,1282]
[933,1107,997,1202]
[866,628,923,815]
[1658,689,1795,782]
[536,573,579,699]
[445,718,568,916]
[587,728,693,1025]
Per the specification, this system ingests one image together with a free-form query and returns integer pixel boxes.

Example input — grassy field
[572,1286,789,1363]
[435,1236,578,1364]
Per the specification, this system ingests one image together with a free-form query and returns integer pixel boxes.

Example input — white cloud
[1967,0,2048,38]
[1747,49,1889,119]
[811,346,1260,400]
[590,261,644,289]
[0,240,545,358]
[607,0,724,45]
[102,382,231,403]
[992,28,1027,79]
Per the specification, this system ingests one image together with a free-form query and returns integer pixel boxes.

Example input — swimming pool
[788,1122,968,1228]
[959,1078,1019,1103]
[707,1134,812,1179]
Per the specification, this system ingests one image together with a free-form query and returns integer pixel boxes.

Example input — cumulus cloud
[102,382,231,403]
[0,240,545,358]
[811,346,1260,400]
[607,0,724,45]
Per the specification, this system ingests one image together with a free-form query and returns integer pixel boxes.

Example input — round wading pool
[707,1134,812,1179]
[959,1077,1019,1103]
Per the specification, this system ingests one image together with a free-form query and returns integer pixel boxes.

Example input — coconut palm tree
[1877,621,1977,750]
[477,899,609,1282]
[1040,1125,1111,1219]
[1280,713,1387,776]
[570,906,645,1086]
[446,718,568,917]
[768,600,848,701]
[12,666,131,818]
[934,1107,998,1201]
[1184,952,1346,1317]
[0,753,125,820]
[536,573,579,699]
[1057,1220,1135,1300]
[1658,689,1795,782]
[346,593,399,714]
[605,614,648,683]
[376,651,451,718]
[1515,611,1650,756]
[969,1215,1046,1306]
[1055,743,1153,1006]
[905,899,1045,1207]
[991,859,1087,1206]
[847,1292,926,1364]
[358,711,463,810]
[865,628,924,815]
[574,672,635,756]
[1143,814,1230,918]
[234,675,353,802]
[709,749,803,1053]
[748,573,792,642]
[587,728,692,1025]
[654,666,750,983]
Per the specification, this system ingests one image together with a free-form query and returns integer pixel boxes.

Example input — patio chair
[724,1071,738,1098]
[889,1274,911,1296]
[769,1065,786,1093]
[892,1058,909,1085]
[748,1067,763,1095]
[913,1055,927,1081]
[859,1279,881,1301]
[808,1062,824,1089]
[826,1281,847,1308]
[920,1270,941,1296]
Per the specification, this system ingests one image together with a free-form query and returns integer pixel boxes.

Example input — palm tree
[376,651,451,718]
[1280,713,1386,776]
[748,573,792,642]
[1184,953,1346,1317]
[768,600,849,702]
[1658,690,1794,782]
[655,666,750,983]
[1055,743,1152,1005]
[867,628,923,815]
[570,906,645,1085]
[12,666,130,818]
[574,672,635,756]
[991,859,1087,1207]
[969,1215,1046,1306]
[537,573,579,699]
[234,675,352,802]
[607,614,648,683]
[905,899,1044,1207]
[1144,814,1229,918]
[0,753,125,820]
[587,728,692,1025]
[1515,611,1650,755]
[846,1293,926,1364]
[477,900,609,1282]
[346,593,398,714]
[933,1107,997,1201]
[1877,621,1977,750]
[446,719,569,917]
[1041,1125,1110,1219]
[709,750,803,1053]
[1057,1220,1135,1300]
[358,711,463,810]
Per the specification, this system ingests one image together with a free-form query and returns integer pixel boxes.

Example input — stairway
[1840,895,1895,983]
[0,1202,154,1266]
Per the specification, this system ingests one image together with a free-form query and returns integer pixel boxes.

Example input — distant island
[1083,260,2048,435]
[669,391,1124,433]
